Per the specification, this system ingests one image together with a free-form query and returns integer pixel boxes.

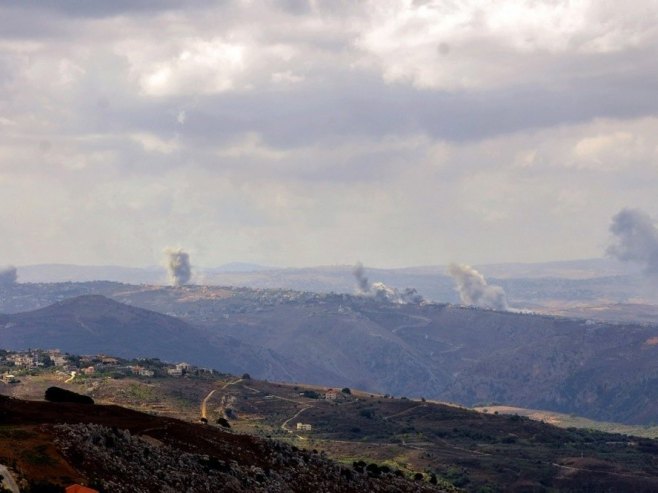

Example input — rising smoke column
[352,262,370,294]
[164,248,192,287]
[607,208,658,276]
[0,266,17,286]
[448,263,509,311]
[352,262,424,304]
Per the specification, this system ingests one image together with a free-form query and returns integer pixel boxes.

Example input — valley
[2,282,658,425]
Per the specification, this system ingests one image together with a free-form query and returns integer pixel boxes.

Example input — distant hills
[14,258,650,310]
[2,286,658,425]
[0,295,290,378]
[0,295,209,361]
[16,264,166,284]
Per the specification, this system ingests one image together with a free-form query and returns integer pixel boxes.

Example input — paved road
[0,464,20,493]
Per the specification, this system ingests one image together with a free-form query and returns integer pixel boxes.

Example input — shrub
[25,481,61,493]
[359,409,375,419]
[44,387,94,405]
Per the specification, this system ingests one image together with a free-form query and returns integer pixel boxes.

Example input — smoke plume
[353,262,424,304]
[164,248,192,287]
[353,262,370,294]
[0,266,17,286]
[448,263,509,311]
[607,208,658,276]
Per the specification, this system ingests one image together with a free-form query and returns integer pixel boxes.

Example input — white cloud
[0,1,657,268]
[356,0,658,90]
[131,133,181,154]
[216,133,288,161]
[271,70,304,84]
[138,38,246,96]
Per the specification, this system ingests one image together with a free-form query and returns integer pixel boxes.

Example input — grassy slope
[474,405,658,439]
[4,371,658,492]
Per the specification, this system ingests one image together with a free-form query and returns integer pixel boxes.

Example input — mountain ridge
[3,289,658,425]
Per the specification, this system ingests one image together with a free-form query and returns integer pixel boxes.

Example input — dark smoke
[607,208,658,276]
[353,262,424,304]
[0,266,17,286]
[352,262,370,294]
[164,248,192,287]
[448,263,509,311]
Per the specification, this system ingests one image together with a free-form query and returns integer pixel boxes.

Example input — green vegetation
[0,426,36,440]
[5,356,658,492]
[21,445,54,466]
[125,383,156,402]
[476,406,658,439]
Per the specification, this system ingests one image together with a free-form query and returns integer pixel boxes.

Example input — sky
[1,0,658,268]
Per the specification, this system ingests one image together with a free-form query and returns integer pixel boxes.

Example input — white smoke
[353,263,424,304]
[448,263,509,311]
[164,248,192,287]
[607,208,658,276]
[0,266,17,286]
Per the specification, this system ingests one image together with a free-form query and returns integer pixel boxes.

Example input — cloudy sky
[1,0,658,268]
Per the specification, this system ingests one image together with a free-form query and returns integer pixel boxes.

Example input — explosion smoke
[353,262,424,304]
[448,263,509,311]
[0,266,17,286]
[164,248,192,287]
[352,262,370,294]
[607,208,658,276]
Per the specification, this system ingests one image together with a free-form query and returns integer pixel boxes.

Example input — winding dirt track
[391,315,432,335]
[200,378,242,419]
[0,464,20,493]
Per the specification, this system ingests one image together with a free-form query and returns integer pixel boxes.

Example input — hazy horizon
[9,255,635,271]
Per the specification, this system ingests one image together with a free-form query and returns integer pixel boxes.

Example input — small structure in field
[324,389,339,400]
[296,423,312,431]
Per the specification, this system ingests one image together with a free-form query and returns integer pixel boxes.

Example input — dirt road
[0,464,20,493]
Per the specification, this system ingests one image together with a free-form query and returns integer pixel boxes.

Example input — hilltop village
[0,348,215,384]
